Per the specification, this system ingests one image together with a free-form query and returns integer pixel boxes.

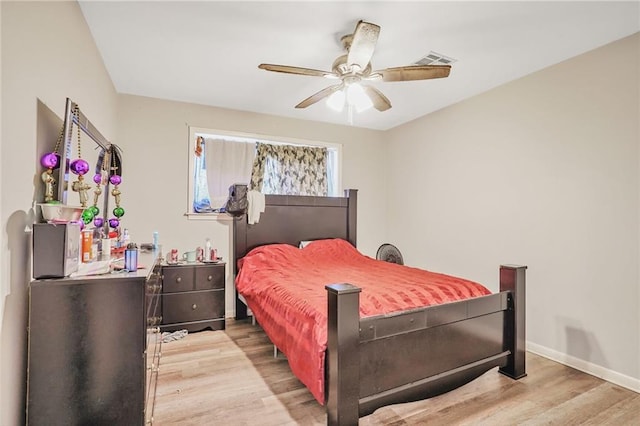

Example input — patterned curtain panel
[251,143,328,196]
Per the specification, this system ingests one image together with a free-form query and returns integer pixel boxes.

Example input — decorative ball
[89,205,99,216]
[109,218,120,228]
[93,173,102,185]
[82,209,95,223]
[113,206,125,218]
[109,174,122,185]
[70,159,90,176]
[40,152,59,169]
[93,217,104,227]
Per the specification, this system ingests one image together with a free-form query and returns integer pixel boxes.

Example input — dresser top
[31,251,160,285]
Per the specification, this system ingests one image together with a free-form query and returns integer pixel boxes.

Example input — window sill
[184,212,235,221]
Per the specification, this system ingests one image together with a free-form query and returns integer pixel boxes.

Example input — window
[187,127,342,216]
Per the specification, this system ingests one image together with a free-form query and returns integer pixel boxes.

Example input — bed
[233,189,526,425]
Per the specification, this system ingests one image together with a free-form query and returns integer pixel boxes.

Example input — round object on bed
[376,243,404,265]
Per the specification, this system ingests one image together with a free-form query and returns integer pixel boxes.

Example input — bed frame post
[344,189,357,247]
[325,283,361,426]
[233,216,248,320]
[499,264,527,379]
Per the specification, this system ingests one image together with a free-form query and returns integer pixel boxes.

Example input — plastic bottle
[109,231,118,251]
[101,236,111,261]
[205,238,212,261]
[122,228,131,247]
[153,231,159,250]
[81,229,93,263]
[124,243,138,272]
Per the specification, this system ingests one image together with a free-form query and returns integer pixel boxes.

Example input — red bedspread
[235,239,491,404]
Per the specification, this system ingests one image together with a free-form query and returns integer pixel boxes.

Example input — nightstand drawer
[162,290,224,324]
[162,267,194,293]
[162,264,225,293]
[194,265,224,290]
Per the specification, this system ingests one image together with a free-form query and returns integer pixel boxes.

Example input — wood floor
[153,319,639,425]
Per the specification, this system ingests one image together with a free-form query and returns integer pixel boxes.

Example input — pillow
[299,240,313,249]
[299,238,343,249]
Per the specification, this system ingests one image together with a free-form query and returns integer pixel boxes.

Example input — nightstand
[160,262,225,332]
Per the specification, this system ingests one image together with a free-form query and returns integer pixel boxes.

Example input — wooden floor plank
[153,319,639,425]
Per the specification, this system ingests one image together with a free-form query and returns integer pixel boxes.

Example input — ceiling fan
[258,20,452,112]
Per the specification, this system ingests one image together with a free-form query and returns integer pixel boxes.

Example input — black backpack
[224,183,248,217]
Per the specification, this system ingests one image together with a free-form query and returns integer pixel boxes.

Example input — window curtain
[205,138,255,208]
[250,143,328,196]
[193,152,211,211]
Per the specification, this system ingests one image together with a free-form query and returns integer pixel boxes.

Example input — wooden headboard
[233,189,357,274]
[233,189,357,319]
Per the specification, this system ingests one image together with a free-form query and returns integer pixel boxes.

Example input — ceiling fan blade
[259,63,337,78]
[362,85,391,111]
[376,65,451,82]
[295,84,343,109]
[347,21,380,71]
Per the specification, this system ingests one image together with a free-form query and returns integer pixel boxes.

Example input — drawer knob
[207,275,213,281]
[192,303,197,310]
[176,277,182,283]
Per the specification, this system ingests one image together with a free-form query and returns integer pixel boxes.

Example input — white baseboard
[527,341,640,394]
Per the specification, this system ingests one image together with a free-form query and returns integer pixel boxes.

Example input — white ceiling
[79,1,640,131]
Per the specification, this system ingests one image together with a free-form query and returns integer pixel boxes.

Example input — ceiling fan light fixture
[259,21,450,115]
[326,89,346,112]
[346,83,373,112]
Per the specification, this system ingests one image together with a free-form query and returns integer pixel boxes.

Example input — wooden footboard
[325,265,527,425]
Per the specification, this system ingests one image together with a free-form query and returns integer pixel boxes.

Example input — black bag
[224,183,248,217]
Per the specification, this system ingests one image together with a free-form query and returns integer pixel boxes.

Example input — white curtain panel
[205,138,255,208]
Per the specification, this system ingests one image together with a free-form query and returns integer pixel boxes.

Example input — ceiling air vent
[414,51,457,66]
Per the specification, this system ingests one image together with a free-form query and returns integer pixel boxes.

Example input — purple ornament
[93,173,102,185]
[109,218,120,228]
[71,220,84,230]
[109,174,122,185]
[40,152,59,169]
[70,159,90,176]
[93,217,104,227]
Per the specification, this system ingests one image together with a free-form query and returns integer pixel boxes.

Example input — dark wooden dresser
[160,262,225,332]
[27,251,161,425]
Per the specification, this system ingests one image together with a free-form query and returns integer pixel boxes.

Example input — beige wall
[0,2,118,424]
[386,33,640,388]
[116,94,388,315]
